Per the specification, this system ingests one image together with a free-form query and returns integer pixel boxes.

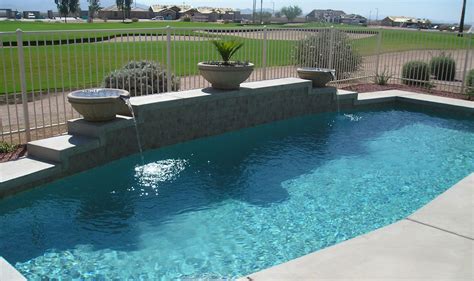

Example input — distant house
[306,9,345,23]
[435,24,472,32]
[195,8,219,22]
[150,6,178,20]
[99,5,151,20]
[381,16,430,28]
[340,14,367,25]
[179,7,239,22]
[22,11,40,19]
[0,9,15,19]
[180,8,202,21]
[149,4,190,20]
[222,10,242,22]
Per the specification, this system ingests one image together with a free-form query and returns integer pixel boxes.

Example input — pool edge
[0,257,26,281]
[240,173,474,280]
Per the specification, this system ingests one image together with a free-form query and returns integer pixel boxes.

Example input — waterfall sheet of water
[335,91,341,114]
[123,99,144,165]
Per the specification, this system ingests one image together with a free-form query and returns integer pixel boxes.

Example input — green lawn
[0,21,472,94]
[354,29,473,56]
[1,38,294,93]
[0,21,244,42]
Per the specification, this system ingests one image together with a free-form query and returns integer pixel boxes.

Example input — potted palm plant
[198,40,254,90]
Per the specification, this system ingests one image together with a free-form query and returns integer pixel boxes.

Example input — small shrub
[0,141,17,153]
[182,17,191,22]
[131,18,139,23]
[103,60,180,96]
[429,53,456,81]
[374,68,392,85]
[402,61,430,87]
[211,40,244,64]
[466,69,474,97]
[294,29,362,79]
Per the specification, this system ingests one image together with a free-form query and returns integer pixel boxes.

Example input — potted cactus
[198,40,254,90]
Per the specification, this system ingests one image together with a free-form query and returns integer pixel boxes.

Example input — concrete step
[0,157,59,197]
[27,134,99,163]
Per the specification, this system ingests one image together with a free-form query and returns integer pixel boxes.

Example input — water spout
[119,94,130,102]
[122,98,144,165]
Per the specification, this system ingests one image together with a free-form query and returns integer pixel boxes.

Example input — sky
[2,0,473,23]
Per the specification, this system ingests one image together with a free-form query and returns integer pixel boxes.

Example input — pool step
[27,134,100,163]
[0,157,59,197]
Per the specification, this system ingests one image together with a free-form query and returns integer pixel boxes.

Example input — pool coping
[240,173,474,280]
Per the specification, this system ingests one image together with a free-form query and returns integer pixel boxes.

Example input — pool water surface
[0,108,473,279]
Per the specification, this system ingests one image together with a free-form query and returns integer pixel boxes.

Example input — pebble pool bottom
[1,107,473,279]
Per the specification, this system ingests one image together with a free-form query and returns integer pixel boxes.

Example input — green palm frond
[211,40,244,64]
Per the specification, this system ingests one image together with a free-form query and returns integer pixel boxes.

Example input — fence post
[166,26,172,92]
[16,28,31,142]
[375,28,383,76]
[460,34,472,95]
[262,26,268,80]
[328,27,335,70]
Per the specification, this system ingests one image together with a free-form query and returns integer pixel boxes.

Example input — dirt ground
[0,144,26,162]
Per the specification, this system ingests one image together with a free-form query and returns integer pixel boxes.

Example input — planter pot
[297,68,336,87]
[198,62,254,90]
[68,88,130,122]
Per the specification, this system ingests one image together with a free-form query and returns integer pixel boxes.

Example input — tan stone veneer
[2,78,347,198]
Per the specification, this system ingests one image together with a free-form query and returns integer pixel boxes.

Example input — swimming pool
[1,107,473,279]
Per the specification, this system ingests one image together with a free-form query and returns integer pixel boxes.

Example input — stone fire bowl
[297,68,336,87]
[68,88,130,122]
[198,62,254,90]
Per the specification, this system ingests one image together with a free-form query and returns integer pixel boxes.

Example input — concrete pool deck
[242,173,474,280]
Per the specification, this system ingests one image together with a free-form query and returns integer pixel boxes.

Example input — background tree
[124,0,133,19]
[280,5,302,23]
[87,0,102,23]
[54,0,80,23]
[116,0,133,22]
[253,12,272,24]
[116,0,125,22]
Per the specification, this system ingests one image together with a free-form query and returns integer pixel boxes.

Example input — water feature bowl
[68,88,130,122]
[297,68,336,87]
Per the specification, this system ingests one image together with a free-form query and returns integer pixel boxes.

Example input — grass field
[0,21,472,94]
[1,38,294,93]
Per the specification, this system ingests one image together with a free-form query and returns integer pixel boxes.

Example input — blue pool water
[1,108,473,279]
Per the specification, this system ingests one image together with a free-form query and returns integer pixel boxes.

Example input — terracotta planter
[198,62,254,90]
[297,68,335,87]
[68,88,130,122]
